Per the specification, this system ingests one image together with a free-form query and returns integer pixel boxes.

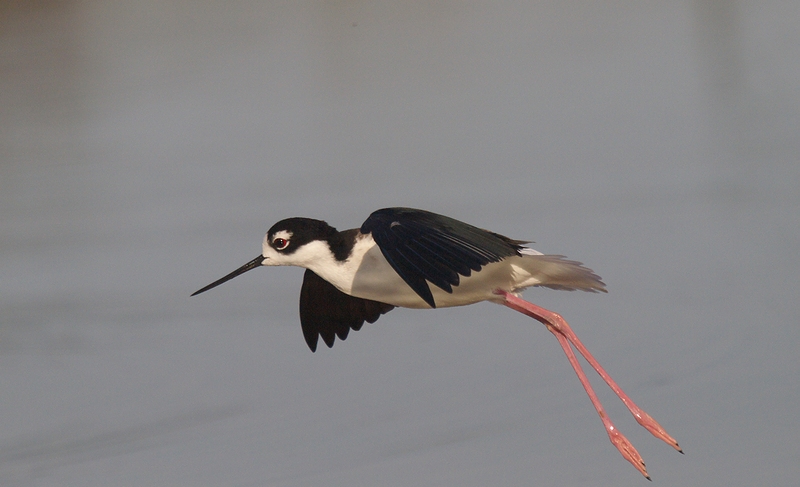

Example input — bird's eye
[273,238,289,250]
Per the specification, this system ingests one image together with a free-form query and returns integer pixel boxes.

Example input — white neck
[270,234,378,295]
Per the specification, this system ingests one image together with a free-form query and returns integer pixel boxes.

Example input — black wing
[360,208,526,308]
[299,269,394,352]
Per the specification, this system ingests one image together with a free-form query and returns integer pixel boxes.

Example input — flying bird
[192,207,680,478]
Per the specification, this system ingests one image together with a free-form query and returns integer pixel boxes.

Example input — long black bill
[191,255,265,296]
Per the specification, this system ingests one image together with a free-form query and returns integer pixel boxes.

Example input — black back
[299,269,394,351]
[361,207,527,308]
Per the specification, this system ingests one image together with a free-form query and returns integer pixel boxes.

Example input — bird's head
[191,217,337,296]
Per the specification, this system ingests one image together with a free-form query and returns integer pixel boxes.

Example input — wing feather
[299,269,394,351]
[361,208,523,308]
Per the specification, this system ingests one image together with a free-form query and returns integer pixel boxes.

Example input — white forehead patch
[272,230,293,242]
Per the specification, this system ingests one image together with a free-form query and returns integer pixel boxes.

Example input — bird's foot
[632,409,682,453]
[608,427,650,480]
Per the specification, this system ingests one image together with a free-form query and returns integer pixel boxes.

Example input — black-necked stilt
[192,207,680,478]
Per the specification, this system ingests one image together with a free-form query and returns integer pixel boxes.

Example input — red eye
[273,238,288,250]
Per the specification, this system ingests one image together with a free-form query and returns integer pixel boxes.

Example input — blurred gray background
[2,1,799,486]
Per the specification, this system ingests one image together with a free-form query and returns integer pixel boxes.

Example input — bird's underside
[299,252,606,351]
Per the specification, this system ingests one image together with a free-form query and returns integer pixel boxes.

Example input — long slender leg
[497,291,680,451]
[547,316,650,479]
[495,290,681,477]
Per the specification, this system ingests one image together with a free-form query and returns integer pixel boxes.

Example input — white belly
[305,233,603,309]
[348,244,532,309]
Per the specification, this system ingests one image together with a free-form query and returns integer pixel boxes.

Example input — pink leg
[496,291,681,477]
[547,314,650,479]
